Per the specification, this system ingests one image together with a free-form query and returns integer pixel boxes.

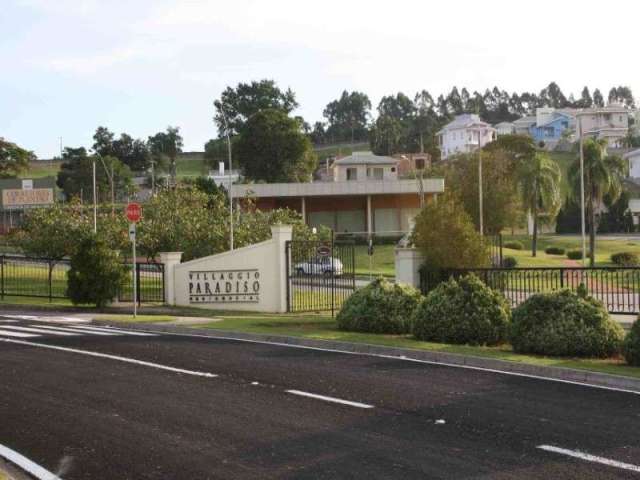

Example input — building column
[158,252,183,305]
[366,195,373,238]
[301,197,306,224]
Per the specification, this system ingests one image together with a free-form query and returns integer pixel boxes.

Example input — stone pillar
[158,252,183,305]
[271,225,293,313]
[395,247,425,289]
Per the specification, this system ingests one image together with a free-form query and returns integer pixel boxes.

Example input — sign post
[125,203,142,318]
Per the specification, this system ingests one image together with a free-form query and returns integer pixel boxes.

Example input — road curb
[93,320,640,394]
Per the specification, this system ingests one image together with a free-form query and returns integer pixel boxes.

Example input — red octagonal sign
[125,202,142,223]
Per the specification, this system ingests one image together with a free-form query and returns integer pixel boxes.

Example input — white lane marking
[286,389,374,409]
[66,325,157,336]
[0,443,61,480]
[137,330,640,396]
[0,326,80,336]
[0,338,218,378]
[28,325,118,336]
[0,319,17,323]
[537,445,640,473]
[0,329,39,338]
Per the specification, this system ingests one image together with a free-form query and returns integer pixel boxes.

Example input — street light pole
[218,102,234,251]
[578,115,587,266]
[478,129,484,236]
[92,158,97,233]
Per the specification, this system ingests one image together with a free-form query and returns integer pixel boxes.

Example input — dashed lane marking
[27,325,118,336]
[286,390,374,409]
[537,445,640,473]
[65,325,157,336]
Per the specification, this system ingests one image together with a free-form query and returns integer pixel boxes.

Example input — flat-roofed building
[234,152,444,237]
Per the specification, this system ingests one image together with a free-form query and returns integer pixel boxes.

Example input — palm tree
[518,152,561,257]
[568,138,627,266]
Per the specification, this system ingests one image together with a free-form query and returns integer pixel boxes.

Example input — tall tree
[147,127,183,183]
[92,127,150,172]
[517,152,561,256]
[369,115,404,155]
[539,82,568,108]
[608,86,635,108]
[593,88,605,107]
[235,109,317,183]
[0,138,34,177]
[568,138,627,266]
[213,80,298,136]
[56,147,133,202]
[579,87,593,108]
[323,91,371,144]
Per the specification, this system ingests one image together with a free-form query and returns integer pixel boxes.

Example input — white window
[346,168,357,181]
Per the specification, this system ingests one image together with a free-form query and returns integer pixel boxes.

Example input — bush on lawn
[336,278,422,334]
[504,241,524,250]
[502,256,518,268]
[412,274,510,346]
[67,236,128,308]
[511,290,624,358]
[623,319,640,366]
[611,252,640,266]
[545,247,566,255]
[567,249,583,260]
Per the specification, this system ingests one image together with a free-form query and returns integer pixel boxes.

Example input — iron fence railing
[286,240,356,315]
[0,254,164,305]
[420,266,640,314]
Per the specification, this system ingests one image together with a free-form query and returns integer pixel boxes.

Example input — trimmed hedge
[511,290,624,358]
[412,274,510,346]
[504,241,524,250]
[567,249,583,260]
[502,256,518,268]
[336,278,422,334]
[545,247,565,255]
[611,252,640,266]
[623,319,640,366]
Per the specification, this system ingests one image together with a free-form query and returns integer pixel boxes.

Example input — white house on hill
[437,114,496,160]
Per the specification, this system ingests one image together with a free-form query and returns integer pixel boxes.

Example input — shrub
[545,247,566,255]
[623,319,640,366]
[611,252,640,266]
[67,236,128,308]
[411,193,489,270]
[501,256,518,268]
[511,290,624,358]
[336,278,422,334]
[504,241,524,250]
[412,274,510,346]
[567,249,583,260]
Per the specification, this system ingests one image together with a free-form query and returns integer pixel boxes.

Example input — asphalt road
[0,313,639,479]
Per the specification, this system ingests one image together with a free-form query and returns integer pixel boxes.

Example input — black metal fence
[286,240,356,314]
[0,254,164,305]
[486,234,503,267]
[421,266,640,314]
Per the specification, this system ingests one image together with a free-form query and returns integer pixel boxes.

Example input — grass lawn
[354,244,395,277]
[503,234,640,267]
[176,157,208,178]
[19,160,62,179]
[195,313,640,379]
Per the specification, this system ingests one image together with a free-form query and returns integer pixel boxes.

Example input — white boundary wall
[160,225,292,313]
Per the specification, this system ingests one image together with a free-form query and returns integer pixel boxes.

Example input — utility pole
[218,102,234,250]
[578,114,587,267]
[478,129,484,236]
[92,158,97,233]
[150,160,156,196]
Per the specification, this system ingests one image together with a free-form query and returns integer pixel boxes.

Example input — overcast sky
[3,0,639,158]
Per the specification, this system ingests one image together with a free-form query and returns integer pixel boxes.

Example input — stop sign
[125,202,142,223]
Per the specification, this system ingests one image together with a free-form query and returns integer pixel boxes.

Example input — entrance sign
[125,202,142,223]
[189,269,261,304]
[317,245,331,257]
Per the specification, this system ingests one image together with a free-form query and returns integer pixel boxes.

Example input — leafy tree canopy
[92,127,150,172]
[322,90,371,144]
[0,138,35,178]
[214,79,298,136]
[235,109,317,182]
